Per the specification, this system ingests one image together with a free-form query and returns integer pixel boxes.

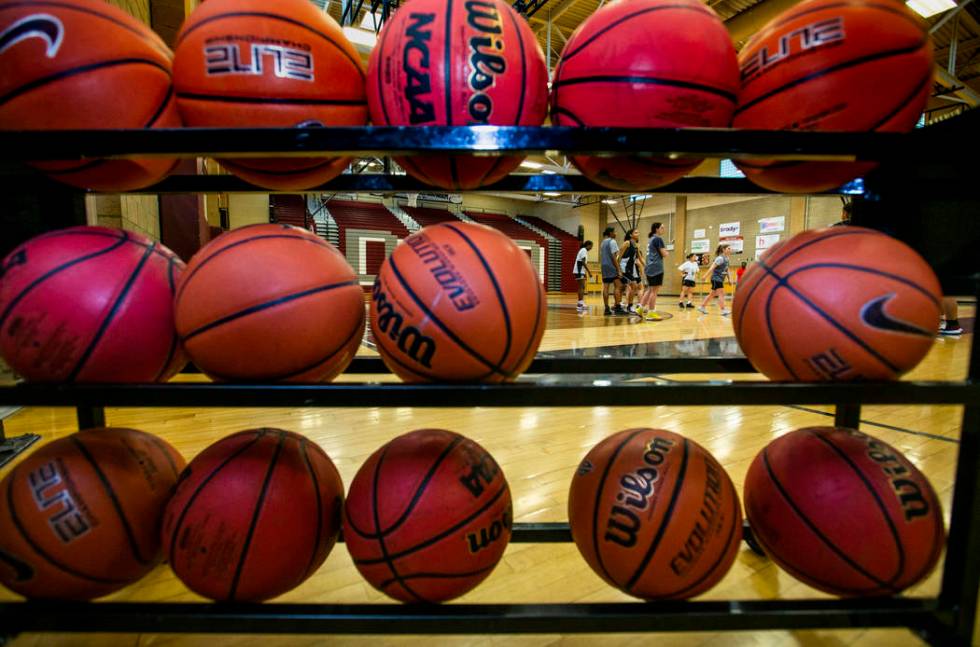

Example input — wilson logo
[465,1,506,124]
[604,436,674,548]
[372,280,436,368]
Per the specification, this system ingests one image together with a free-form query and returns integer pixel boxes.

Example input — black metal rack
[0,115,978,645]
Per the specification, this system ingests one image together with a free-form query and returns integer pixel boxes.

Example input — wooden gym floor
[1,294,976,647]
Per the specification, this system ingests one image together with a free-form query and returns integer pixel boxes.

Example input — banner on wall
[691,239,710,253]
[719,221,740,237]
[693,228,706,239]
[720,235,743,253]
[758,216,785,233]
[756,234,780,250]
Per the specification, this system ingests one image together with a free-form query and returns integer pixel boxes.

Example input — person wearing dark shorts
[678,253,699,307]
[698,244,733,315]
[639,222,667,321]
[573,240,593,312]
[616,228,642,314]
[599,227,624,315]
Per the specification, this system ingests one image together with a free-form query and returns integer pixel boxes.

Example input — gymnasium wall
[228,195,270,228]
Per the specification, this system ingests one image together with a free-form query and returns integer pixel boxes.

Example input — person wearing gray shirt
[698,244,733,316]
[638,222,667,321]
[599,227,624,315]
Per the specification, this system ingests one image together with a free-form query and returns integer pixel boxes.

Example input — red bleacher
[519,216,583,292]
[402,205,461,227]
[270,195,313,231]
[464,212,549,285]
[326,200,410,281]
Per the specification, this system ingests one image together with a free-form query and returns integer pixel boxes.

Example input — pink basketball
[0,227,186,382]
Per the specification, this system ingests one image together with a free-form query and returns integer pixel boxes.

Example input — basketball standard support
[76,406,105,429]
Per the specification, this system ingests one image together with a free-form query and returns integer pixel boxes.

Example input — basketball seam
[65,241,157,382]
[588,429,646,587]
[0,58,171,109]
[175,12,365,81]
[735,40,929,117]
[551,106,586,126]
[750,1,926,45]
[760,447,902,593]
[0,233,128,330]
[299,439,325,581]
[145,84,176,128]
[40,159,107,175]
[733,229,882,339]
[510,6,528,125]
[809,431,906,585]
[444,0,453,127]
[378,563,497,589]
[470,157,509,190]
[175,231,331,304]
[153,257,182,382]
[354,485,508,565]
[374,20,392,125]
[560,4,716,64]
[179,278,360,343]
[756,257,902,375]
[176,92,366,106]
[0,1,174,58]
[387,256,512,379]
[867,68,934,132]
[15,228,173,261]
[370,322,446,381]
[221,158,346,177]
[625,438,690,592]
[664,476,740,599]
[228,430,287,600]
[552,75,737,103]
[368,445,427,602]
[166,430,267,563]
[68,435,150,565]
[449,157,461,189]
[443,224,515,371]
[764,283,801,379]
[4,463,132,585]
[785,262,941,309]
[141,433,181,481]
[344,435,465,539]
[398,157,442,187]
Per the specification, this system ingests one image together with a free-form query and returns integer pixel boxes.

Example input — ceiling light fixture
[906,0,955,17]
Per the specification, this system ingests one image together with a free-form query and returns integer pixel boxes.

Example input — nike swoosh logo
[860,294,933,337]
[0,15,64,58]
[0,547,35,582]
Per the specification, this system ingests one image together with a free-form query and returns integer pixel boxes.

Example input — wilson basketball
[568,428,741,600]
[367,0,548,190]
[733,226,941,381]
[162,429,344,602]
[745,427,944,596]
[0,226,187,383]
[343,429,512,603]
[733,0,933,193]
[174,223,364,382]
[0,0,180,191]
[0,427,185,600]
[173,0,366,190]
[551,0,739,191]
[370,222,545,382]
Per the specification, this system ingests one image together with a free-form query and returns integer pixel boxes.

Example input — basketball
[744,426,944,596]
[162,428,343,602]
[367,0,549,190]
[733,226,941,381]
[568,428,741,600]
[733,0,933,193]
[0,226,187,383]
[369,222,545,382]
[0,427,185,600]
[343,429,512,603]
[551,0,739,191]
[174,223,364,382]
[173,0,366,190]
[0,0,180,190]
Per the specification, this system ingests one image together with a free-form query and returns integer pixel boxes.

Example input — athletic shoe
[697,306,708,314]
[636,306,647,316]
[721,309,731,316]
[940,327,963,336]
[685,302,694,308]
[644,312,663,321]
[678,302,685,308]
[604,307,612,316]
[612,306,627,316]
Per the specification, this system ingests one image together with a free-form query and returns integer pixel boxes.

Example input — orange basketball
[0,0,180,190]
[733,226,941,381]
[0,427,185,600]
[733,0,933,193]
[173,0,366,190]
[162,429,344,602]
[367,0,548,190]
[174,224,364,382]
[551,0,738,191]
[568,428,741,600]
[370,222,545,382]
[744,427,944,596]
[343,429,512,603]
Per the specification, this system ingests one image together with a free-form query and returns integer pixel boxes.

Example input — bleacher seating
[325,200,411,286]
[519,216,583,292]
[464,212,549,286]
[402,205,462,227]
[270,195,312,231]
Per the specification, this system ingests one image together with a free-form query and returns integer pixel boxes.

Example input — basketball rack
[0,111,978,646]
